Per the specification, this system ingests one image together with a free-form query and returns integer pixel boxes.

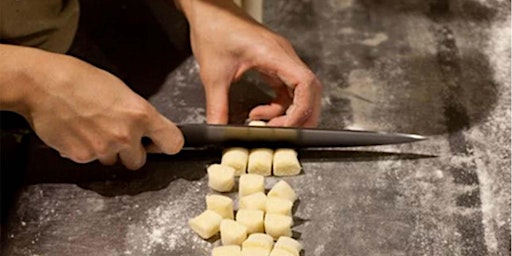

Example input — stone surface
[1,0,510,255]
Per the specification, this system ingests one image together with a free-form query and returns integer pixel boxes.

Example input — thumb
[145,113,184,155]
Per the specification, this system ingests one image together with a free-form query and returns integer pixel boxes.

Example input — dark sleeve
[0,0,80,53]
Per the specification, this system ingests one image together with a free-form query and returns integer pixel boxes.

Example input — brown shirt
[0,0,79,53]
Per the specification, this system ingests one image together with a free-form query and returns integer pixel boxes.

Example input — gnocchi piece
[274,237,302,255]
[239,174,265,197]
[269,248,297,256]
[208,164,235,192]
[267,180,297,202]
[264,214,293,240]
[243,233,274,252]
[239,192,267,211]
[212,245,242,256]
[272,149,301,176]
[221,147,249,176]
[241,246,269,256]
[206,194,234,219]
[220,219,248,246]
[248,148,274,176]
[248,120,267,126]
[188,210,223,239]
[236,209,264,234]
[266,197,293,216]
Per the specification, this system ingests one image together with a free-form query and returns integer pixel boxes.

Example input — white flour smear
[124,180,210,255]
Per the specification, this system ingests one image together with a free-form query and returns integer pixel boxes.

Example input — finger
[203,80,230,124]
[145,114,184,155]
[119,143,147,170]
[249,86,292,120]
[98,153,118,166]
[277,68,322,127]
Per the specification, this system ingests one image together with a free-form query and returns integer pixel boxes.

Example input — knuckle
[112,130,132,145]
[71,150,95,163]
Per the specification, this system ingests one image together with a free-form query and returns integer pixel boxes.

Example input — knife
[177,124,426,148]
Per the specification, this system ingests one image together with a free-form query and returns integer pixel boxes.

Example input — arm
[0,44,183,169]
[174,0,323,127]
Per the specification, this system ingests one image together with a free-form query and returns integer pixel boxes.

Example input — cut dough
[239,174,265,198]
[248,120,267,126]
[236,209,264,234]
[248,148,274,176]
[264,213,293,240]
[241,246,269,256]
[267,180,297,202]
[272,149,301,176]
[239,192,267,211]
[208,164,235,192]
[188,210,223,239]
[243,233,274,252]
[274,237,302,255]
[266,197,293,216]
[220,219,248,246]
[221,147,249,176]
[269,248,297,256]
[206,194,234,219]
[212,245,242,256]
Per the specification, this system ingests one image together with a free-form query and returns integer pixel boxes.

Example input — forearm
[0,44,37,116]
[173,0,247,26]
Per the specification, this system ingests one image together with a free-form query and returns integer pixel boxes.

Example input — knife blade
[177,124,426,148]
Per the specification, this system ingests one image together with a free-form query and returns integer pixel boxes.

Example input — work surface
[1,1,510,255]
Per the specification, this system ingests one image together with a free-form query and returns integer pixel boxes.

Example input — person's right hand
[0,44,183,170]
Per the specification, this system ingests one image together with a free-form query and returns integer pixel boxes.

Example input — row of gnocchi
[189,175,302,256]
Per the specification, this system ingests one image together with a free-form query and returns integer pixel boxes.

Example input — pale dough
[243,233,274,252]
[221,219,248,245]
[241,246,269,256]
[207,164,235,192]
[248,148,274,176]
[248,120,267,126]
[269,248,297,256]
[212,245,242,256]
[266,197,293,216]
[264,213,293,240]
[188,210,223,239]
[272,149,301,176]
[206,194,234,219]
[221,147,249,176]
[238,192,267,211]
[239,174,265,198]
[274,236,302,255]
[236,209,264,234]
[267,180,297,202]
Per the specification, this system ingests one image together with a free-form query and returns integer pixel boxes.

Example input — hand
[0,45,184,170]
[176,0,323,127]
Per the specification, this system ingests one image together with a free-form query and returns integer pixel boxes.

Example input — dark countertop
[1,0,510,255]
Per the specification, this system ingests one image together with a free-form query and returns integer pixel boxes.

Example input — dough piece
[236,209,264,234]
[239,192,267,211]
[274,237,303,255]
[248,148,273,176]
[241,246,269,256]
[264,214,293,240]
[222,147,249,176]
[267,180,297,202]
[239,174,265,197]
[220,219,248,246]
[206,194,234,219]
[207,164,235,192]
[243,233,274,252]
[269,248,297,256]
[272,149,301,176]
[266,197,293,216]
[188,210,223,239]
[212,245,242,256]
[248,120,267,126]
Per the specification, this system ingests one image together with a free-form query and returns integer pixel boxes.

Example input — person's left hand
[176,0,322,127]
